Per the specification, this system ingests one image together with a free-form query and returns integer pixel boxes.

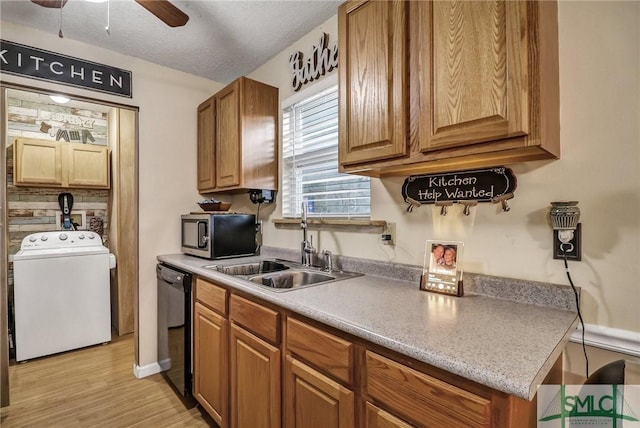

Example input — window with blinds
[282,84,370,218]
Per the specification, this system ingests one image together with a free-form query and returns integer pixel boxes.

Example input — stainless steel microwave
[181,213,256,259]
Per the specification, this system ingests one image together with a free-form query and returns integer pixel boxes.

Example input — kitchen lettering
[428,175,477,187]
[0,50,124,89]
[0,40,132,97]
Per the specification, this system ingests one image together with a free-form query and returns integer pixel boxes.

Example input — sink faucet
[301,201,316,266]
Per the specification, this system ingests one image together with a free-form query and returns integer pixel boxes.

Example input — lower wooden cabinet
[230,323,281,428]
[365,351,491,428]
[192,281,548,428]
[365,402,414,428]
[284,356,355,428]
[193,301,229,428]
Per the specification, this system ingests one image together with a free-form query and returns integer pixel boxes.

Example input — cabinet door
[197,97,216,192]
[230,323,280,428]
[215,80,242,189]
[284,356,354,428]
[415,1,528,152]
[194,302,229,427]
[366,402,414,428]
[338,0,408,166]
[13,138,63,186]
[66,143,110,188]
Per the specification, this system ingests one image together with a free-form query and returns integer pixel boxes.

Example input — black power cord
[563,253,589,379]
[254,202,263,253]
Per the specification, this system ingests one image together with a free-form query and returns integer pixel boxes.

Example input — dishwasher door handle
[157,265,188,288]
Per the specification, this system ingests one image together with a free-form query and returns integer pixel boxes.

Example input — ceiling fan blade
[31,0,68,8]
[134,0,189,28]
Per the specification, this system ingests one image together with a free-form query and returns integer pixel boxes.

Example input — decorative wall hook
[491,193,514,212]
[405,197,421,213]
[460,200,478,216]
[435,201,453,216]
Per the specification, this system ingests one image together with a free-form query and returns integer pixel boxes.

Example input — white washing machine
[13,230,116,362]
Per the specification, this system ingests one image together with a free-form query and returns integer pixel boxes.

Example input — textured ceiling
[0,0,342,84]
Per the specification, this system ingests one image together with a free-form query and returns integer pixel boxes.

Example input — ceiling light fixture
[49,95,70,104]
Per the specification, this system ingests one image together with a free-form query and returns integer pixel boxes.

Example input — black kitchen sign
[0,40,132,98]
[402,167,517,204]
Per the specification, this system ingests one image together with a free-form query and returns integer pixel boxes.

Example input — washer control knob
[59,233,68,241]
[29,236,37,242]
[41,235,48,241]
[78,234,85,239]
[88,234,95,239]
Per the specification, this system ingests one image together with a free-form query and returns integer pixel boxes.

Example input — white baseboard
[133,360,166,379]
[158,358,172,371]
[571,323,640,357]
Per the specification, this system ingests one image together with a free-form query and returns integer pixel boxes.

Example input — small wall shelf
[273,218,386,229]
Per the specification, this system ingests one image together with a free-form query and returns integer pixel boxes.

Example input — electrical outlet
[381,222,395,245]
[553,223,582,261]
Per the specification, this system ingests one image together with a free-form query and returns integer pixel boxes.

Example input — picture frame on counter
[420,240,464,296]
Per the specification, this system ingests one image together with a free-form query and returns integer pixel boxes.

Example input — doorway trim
[0,82,140,406]
[1,87,9,407]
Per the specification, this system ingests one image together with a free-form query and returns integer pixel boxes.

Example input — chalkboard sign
[402,167,517,205]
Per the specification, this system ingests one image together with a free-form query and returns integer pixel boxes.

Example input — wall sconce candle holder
[549,201,582,261]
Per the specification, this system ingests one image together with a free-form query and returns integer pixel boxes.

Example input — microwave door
[182,219,208,250]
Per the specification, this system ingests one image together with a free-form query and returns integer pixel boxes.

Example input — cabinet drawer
[195,277,227,316]
[286,317,353,385]
[365,402,413,428]
[230,294,280,345]
[365,351,491,428]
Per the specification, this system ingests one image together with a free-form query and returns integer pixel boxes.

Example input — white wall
[238,3,640,335]
[0,20,223,368]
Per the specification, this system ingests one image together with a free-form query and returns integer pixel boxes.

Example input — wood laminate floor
[0,333,214,427]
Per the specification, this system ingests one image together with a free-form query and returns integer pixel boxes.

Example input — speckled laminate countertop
[157,251,578,401]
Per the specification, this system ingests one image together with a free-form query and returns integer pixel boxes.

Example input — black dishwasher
[156,263,196,407]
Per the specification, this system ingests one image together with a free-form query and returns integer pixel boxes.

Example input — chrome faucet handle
[322,249,333,272]
[304,235,316,253]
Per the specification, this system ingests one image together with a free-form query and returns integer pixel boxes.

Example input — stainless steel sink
[212,260,290,276]
[250,270,335,290]
[205,259,361,292]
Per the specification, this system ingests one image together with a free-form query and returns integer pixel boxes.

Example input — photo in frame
[420,240,464,296]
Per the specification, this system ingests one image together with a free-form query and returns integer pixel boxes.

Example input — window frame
[280,75,371,219]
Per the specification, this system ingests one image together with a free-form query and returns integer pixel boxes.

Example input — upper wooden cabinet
[338,0,408,165]
[197,76,279,193]
[13,138,110,189]
[338,0,560,177]
[197,97,216,191]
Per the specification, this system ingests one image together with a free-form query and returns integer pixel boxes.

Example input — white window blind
[282,84,370,218]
